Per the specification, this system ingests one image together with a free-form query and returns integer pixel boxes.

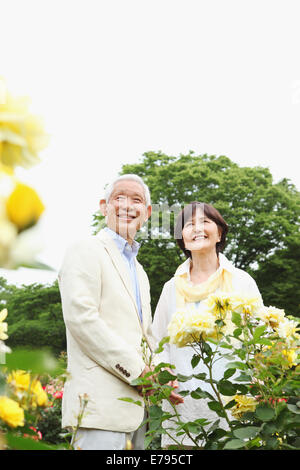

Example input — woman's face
[182,208,221,255]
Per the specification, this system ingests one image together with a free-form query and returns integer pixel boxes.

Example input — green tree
[0,278,65,355]
[252,235,300,317]
[93,151,300,313]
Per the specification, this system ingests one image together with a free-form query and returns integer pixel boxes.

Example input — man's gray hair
[104,174,151,207]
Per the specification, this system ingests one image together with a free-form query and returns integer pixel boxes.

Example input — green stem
[198,340,233,432]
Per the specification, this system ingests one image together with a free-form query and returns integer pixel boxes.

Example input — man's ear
[145,205,152,222]
[99,199,107,217]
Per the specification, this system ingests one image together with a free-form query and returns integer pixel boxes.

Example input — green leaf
[287,404,300,415]
[218,341,233,349]
[191,389,213,400]
[224,399,236,409]
[224,368,236,379]
[233,327,243,338]
[265,437,279,450]
[235,384,248,394]
[193,372,207,380]
[255,405,276,422]
[154,336,170,354]
[233,426,260,440]
[154,362,175,373]
[4,348,62,376]
[231,312,242,327]
[144,434,154,449]
[182,422,203,434]
[253,325,266,341]
[157,369,176,385]
[5,433,61,450]
[179,390,190,397]
[191,387,215,401]
[149,405,163,420]
[247,325,267,344]
[217,380,238,396]
[223,439,245,449]
[208,401,223,412]
[261,422,278,436]
[176,373,193,382]
[130,377,151,386]
[235,373,252,382]
[225,361,248,370]
[191,354,200,368]
[255,338,273,346]
[118,397,143,407]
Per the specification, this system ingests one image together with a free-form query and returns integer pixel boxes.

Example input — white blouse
[152,253,263,447]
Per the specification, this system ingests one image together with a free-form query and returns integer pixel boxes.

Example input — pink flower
[28,426,43,440]
[53,390,63,399]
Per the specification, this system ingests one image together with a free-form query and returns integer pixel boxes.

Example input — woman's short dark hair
[174,202,228,258]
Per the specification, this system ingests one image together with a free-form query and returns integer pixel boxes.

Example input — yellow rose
[282,348,298,368]
[230,395,258,419]
[0,308,8,341]
[168,309,192,347]
[0,89,48,171]
[0,396,24,428]
[168,307,217,347]
[7,370,48,408]
[231,295,261,317]
[30,379,48,408]
[203,293,233,319]
[7,370,31,391]
[187,309,217,340]
[6,182,44,231]
[258,306,285,329]
[275,318,300,346]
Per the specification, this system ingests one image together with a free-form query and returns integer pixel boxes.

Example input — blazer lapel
[135,260,148,312]
[97,230,139,316]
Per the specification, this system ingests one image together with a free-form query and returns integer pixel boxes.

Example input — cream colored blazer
[58,229,155,432]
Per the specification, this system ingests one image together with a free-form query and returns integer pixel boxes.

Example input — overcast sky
[1,0,300,286]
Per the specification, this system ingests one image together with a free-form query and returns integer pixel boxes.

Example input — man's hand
[164,368,184,405]
[136,365,156,396]
[136,366,184,405]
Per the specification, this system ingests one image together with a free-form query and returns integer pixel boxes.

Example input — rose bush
[0,308,70,449]
[125,294,300,450]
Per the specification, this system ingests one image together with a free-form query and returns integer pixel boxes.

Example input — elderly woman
[152,201,263,448]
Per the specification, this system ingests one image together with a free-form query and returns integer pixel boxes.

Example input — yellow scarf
[174,260,233,309]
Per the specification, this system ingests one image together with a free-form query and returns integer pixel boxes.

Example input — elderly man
[59,174,161,450]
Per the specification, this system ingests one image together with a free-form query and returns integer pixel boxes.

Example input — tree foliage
[0,278,65,355]
[252,235,300,316]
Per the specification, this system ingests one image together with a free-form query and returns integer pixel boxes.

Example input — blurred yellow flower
[7,370,30,391]
[6,182,45,231]
[282,348,298,368]
[0,89,48,170]
[0,396,24,428]
[0,308,8,341]
[230,395,258,419]
[30,379,48,408]
[7,370,48,408]
[0,196,17,266]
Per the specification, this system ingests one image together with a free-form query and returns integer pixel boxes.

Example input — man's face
[100,180,152,243]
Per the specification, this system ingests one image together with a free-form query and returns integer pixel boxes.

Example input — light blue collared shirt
[103,227,143,323]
